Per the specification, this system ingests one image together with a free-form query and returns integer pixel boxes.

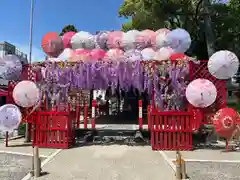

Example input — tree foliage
[118,0,240,58]
[59,24,78,36]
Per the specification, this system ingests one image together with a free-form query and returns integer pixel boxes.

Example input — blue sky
[0,0,126,62]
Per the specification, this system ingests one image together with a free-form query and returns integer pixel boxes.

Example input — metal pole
[25,0,34,143]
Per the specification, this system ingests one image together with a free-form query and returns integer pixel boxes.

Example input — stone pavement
[0,138,56,157]
[161,143,240,180]
[30,145,175,180]
[0,138,59,180]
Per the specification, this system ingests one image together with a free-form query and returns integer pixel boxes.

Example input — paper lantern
[208,50,239,79]
[154,47,174,61]
[0,55,22,80]
[186,78,217,108]
[13,80,40,108]
[141,48,155,61]
[212,108,238,139]
[58,48,74,61]
[90,49,106,60]
[124,50,142,62]
[165,28,191,53]
[96,31,109,49]
[0,104,22,132]
[155,28,170,49]
[71,31,95,49]
[107,31,124,49]
[62,32,76,48]
[122,30,140,51]
[41,32,64,57]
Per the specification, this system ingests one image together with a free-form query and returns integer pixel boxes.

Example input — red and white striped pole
[91,100,96,129]
[138,100,143,129]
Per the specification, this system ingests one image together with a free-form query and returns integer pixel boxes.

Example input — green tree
[59,24,78,36]
[118,0,240,59]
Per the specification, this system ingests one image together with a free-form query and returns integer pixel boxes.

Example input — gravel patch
[0,153,45,180]
[186,161,240,180]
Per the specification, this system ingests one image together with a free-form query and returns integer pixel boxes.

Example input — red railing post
[76,103,80,128]
[147,105,151,131]
[138,100,143,129]
[84,104,88,129]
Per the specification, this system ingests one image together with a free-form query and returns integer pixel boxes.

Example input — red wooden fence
[151,110,194,150]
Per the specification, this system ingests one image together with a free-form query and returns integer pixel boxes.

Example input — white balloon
[71,31,95,49]
[155,29,170,49]
[165,28,191,53]
[154,47,174,61]
[122,30,140,51]
[13,81,40,108]
[124,50,142,62]
[141,48,155,61]
[208,50,239,79]
[58,48,74,61]
[0,55,22,80]
[0,104,22,132]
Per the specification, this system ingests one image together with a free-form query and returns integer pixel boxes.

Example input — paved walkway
[31,145,175,180]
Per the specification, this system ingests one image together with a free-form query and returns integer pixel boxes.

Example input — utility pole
[203,0,215,57]
[25,0,34,143]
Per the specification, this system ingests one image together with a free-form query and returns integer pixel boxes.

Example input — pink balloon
[105,48,124,61]
[141,29,156,47]
[156,28,170,35]
[62,32,76,48]
[90,49,106,60]
[72,49,90,61]
[107,31,124,49]
[74,48,88,55]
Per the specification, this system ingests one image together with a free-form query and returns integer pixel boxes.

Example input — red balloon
[62,31,76,48]
[212,108,238,139]
[41,32,63,57]
[90,49,106,60]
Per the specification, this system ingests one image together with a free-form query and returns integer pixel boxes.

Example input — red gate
[32,111,75,149]
[150,109,194,150]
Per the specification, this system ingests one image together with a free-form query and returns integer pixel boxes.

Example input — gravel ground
[186,161,240,180]
[0,153,45,180]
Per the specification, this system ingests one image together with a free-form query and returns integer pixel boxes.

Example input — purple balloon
[96,31,109,50]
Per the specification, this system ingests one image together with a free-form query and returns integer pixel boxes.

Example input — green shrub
[18,123,26,136]
[227,102,240,112]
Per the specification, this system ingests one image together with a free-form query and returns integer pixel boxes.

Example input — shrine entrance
[94,88,139,126]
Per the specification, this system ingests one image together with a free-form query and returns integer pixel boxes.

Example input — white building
[0,41,28,64]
